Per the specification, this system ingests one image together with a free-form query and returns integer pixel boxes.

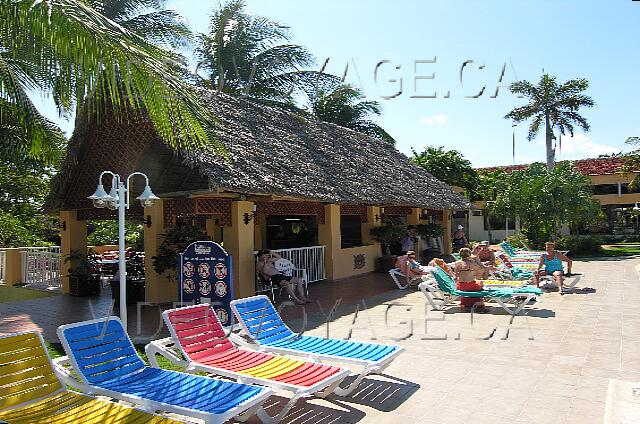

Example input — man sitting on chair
[256,250,309,305]
[534,241,572,294]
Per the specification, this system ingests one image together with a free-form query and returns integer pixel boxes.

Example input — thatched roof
[47,90,468,211]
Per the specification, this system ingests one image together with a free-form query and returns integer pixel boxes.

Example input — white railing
[267,246,326,283]
[0,249,5,283]
[21,246,62,289]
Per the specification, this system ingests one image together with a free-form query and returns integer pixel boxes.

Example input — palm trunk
[545,113,554,171]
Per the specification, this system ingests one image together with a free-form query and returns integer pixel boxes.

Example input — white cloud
[555,133,618,159]
[418,114,448,125]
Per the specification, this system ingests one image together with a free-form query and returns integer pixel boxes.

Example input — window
[340,215,363,248]
[483,214,516,230]
[265,216,317,249]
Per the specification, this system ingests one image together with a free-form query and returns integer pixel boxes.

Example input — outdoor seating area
[3,1,640,422]
[0,256,637,423]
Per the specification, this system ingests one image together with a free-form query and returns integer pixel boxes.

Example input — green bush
[506,232,532,249]
[554,235,603,256]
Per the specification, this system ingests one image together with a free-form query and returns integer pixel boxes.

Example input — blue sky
[38,0,640,167]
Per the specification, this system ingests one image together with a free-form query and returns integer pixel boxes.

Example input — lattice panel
[383,206,412,216]
[63,111,156,211]
[340,204,368,223]
[163,198,232,227]
[423,209,444,220]
[76,205,144,221]
[163,198,196,227]
[195,198,232,225]
[256,201,326,224]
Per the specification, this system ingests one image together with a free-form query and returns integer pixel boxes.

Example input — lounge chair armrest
[228,332,262,350]
[51,355,93,392]
[144,337,188,369]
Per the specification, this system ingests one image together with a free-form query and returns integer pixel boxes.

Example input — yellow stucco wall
[331,244,379,280]
[593,193,640,205]
[59,210,87,294]
[223,201,256,299]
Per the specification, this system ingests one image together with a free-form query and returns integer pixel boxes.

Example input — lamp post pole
[89,171,159,332]
[116,178,127,326]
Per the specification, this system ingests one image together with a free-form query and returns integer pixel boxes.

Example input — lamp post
[88,171,159,331]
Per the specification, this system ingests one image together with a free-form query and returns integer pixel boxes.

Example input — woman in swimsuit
[453,248,488,312]
[534,241,572,294]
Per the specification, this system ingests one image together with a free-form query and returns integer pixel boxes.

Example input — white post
[505,216,509,239]
[117,179,128,332]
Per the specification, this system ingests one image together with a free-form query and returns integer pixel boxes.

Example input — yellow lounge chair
[0,331,182,424]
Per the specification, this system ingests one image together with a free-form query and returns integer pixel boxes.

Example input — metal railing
[21,246,62,289]
[0,249,5,283]
[265,245,326,283]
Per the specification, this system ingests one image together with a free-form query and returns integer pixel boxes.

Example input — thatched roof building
[47,90,467,213]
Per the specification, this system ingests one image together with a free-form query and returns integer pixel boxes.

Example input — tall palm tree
[505,74,594,170]
[0,0,219,165]
[89,0,190,51]
[196,0,335,108]
[311,84,394,142]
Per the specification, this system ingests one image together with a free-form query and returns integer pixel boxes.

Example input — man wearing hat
[477,240,496,264]
[452,224,467,250]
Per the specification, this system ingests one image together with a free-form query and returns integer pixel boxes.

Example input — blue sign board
[178,241,233,325]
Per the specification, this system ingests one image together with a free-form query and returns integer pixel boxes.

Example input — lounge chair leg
[315,378,345,398]
[332,368,371,397]
[255,393,303,424]
[235,402,263,423]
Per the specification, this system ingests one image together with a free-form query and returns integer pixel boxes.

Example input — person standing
[452,225,467,250]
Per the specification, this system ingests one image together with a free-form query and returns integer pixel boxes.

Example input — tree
[89,0,191,50]
[620,137,640,189]
[310,84,394,142]
[487,162,600,246]
[411,146,479,198]
[195,0,335,108]
[0,0,220,165]
[505,74,594,171]
[0,158,59,246]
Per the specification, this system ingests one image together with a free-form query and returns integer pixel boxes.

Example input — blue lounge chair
[56,317,272,424]
[230,295,405,396]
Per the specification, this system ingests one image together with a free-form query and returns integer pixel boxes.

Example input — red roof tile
[478,157,635,176]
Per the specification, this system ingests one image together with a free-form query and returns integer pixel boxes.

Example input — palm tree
[195,0,335,108]
[0,0,219,165]
[89,0,190,51]
[311,84,394,142]
[505,74,594,170]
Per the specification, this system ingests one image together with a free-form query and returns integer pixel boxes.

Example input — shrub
[506,232,532,249]
[554,235,603,256]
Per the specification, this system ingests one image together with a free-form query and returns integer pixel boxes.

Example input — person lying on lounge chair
[533,241,572,294]
[257,250,309,305]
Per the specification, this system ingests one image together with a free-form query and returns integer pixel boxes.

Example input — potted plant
[370,218,407,272]
[109,250,146,305]
[415,222,445,262]
[64,249,101,296]
[152,225,211,281]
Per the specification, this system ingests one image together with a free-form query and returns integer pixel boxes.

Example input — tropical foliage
[486,162,600,245]
[0,0,220,165]
[505,74,594,170]
[620,136,640,189]
[195,0,334,108]
[311,84,393,142]
[0,159,59,246]
[412,146,479,198]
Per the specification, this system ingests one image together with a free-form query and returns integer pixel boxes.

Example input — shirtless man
[256,250,308,305]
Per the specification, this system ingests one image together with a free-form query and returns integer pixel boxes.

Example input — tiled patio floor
[1,257,639,423]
